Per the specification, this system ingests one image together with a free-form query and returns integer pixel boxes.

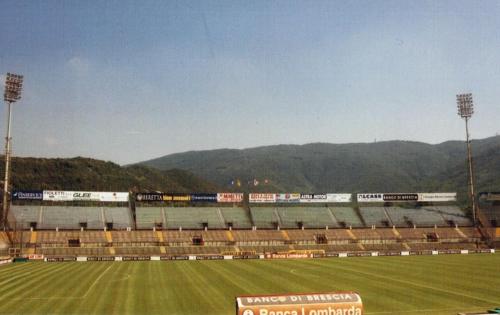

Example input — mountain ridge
[1,156,219,193]
[138,136,500,201]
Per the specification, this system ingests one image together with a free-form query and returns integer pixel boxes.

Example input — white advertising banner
[417,193,457,202]
[43,191,128,202]
[98,192,129,202]
[357,193,384,202]
[357,192,457,203]
[217,193,244,203]
[275,193,301,203]
[300,193,352,203]
[326,194,352,203]
[249,193,276,203]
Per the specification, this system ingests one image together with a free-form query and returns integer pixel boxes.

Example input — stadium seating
[37,231,82,245]
[372,228,400,240]
[231,230,285,243]
[249,207,280,229]
[396,228,427,240]
[329,207,364,227]
[458,227,482,239]
[275,207,337,228]
[324,229,355,241]
[200,230,231,243]
[165,246,235,255]
[359,207,392,227]
[164,207,225,229]
[286,229,320,242]
[219,207,253,229]
[163,230,192,244]
[0,232,9,254]
[480,205,500,226]
[112,231,159,244]
[421,206,472,226]
[10,205,42,229]
[135,207,164,229]
[103,207,132,229]
[42,206,104,229]
[384,207,446,227]
[79,231,107,244]
[6,201,487,256]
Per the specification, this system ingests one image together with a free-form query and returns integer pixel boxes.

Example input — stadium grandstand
[2,191,495,258]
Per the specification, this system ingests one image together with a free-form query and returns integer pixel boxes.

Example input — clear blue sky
[1,0,499,165]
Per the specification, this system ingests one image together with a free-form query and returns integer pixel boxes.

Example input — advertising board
[249,193,276,203]
[12,190,43,200]
[357,192,457,203]
[236,292,363,315]
[217,193,244,203]
[275,193,301,203]
[135,193,163,202]
[417,193,457,202]
[162,194,191,202]
[190,193,218,202]
[43,191,128,202]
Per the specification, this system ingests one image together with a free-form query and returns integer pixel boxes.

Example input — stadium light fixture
[456,93,476,225]
[2,73,23,228]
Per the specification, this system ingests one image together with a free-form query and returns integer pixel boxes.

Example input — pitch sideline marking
[80,263,114,299]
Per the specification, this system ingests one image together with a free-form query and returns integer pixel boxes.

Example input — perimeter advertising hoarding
[249,193,276,203]
[98,192,129,202]
[135,193,218,202]
[135,193,163,202]
[217,193,244,203]
[418,193,457,202]
[325,194,352,203]
[12,190,43,200]
[299,193,352,203]
[275,193,301,203]
[357,193,456,203]
[248,193,352,203]
[162,194,191,202]
[236,292,363,315]
[190,193,218,202]
[43,191,128,202]
[135,193,191,202]
[479,192,500,201]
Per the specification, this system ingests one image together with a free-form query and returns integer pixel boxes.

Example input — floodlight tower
[2,73,23,228]
[456,93,476,225]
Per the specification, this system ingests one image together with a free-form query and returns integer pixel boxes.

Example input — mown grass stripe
[308,258,500,305]
[0,254,497,315]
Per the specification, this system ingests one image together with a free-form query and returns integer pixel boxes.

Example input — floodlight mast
[2,73,23,229]
[456,93,476,225]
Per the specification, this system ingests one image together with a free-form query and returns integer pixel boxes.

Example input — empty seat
[164,207,225,229]
[103,207,132,229]
[276,207,337,229]
[359,207,392,227]
[330,207,364,227]
[250,207,279,229]
[220,207,252,229]
[136,207,164,229]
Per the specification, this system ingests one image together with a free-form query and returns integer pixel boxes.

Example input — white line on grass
[9,263,115,301]
[80,264,114,299]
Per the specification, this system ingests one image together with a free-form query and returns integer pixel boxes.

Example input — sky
[0,0,499,165]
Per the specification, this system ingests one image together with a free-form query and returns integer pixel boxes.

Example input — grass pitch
[0,254,499,315]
